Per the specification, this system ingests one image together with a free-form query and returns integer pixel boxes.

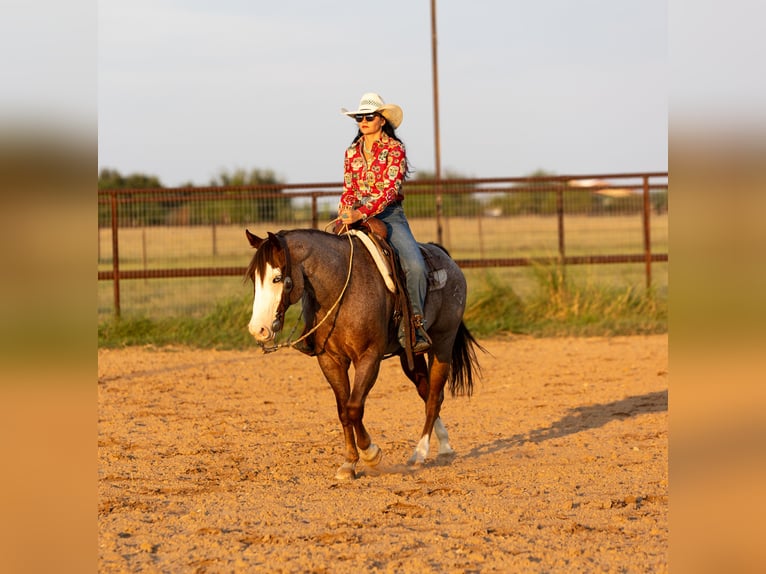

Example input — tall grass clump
[463,265,666,338]
[462,272,526,336]
[98,295,307,349]
[522,264,665,336]
[99,295,255,349]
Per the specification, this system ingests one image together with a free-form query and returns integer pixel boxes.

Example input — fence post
[477,210,485,258]
[110,191,121,318]
[435,179,444,245]
[556,187,566,277]
[642,175,652,289]
[142,228,148,283]
[311,194,319,229]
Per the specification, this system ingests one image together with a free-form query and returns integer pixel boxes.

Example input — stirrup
[412,316,432,354]
[412,332,431,354]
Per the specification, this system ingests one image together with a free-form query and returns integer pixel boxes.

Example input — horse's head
[245,230,294,343]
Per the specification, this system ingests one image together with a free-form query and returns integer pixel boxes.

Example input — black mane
[244,234,281,284]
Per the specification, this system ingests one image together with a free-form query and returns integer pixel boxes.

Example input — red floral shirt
[339,133,406,218]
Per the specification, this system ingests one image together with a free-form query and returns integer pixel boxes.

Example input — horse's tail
[448,322,487,397]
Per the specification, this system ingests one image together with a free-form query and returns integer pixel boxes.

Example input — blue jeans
[376,202,427,318]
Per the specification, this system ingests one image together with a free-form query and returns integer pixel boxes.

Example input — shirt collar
[357,133,391,151]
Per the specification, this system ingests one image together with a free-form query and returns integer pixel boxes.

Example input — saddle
[296,218,443,367]
[352,219,416,368]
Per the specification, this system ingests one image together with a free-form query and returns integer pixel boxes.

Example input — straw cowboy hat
[341,92,403,129]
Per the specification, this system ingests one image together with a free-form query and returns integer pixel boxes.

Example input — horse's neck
[287,231,350,300]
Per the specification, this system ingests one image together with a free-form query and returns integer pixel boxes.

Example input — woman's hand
[339,206,364,224]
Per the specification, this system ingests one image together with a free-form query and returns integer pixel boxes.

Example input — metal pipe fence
[98,172,668,319]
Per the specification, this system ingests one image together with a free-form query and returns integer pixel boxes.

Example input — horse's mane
[244,234,283,284]
[244,229,333,284]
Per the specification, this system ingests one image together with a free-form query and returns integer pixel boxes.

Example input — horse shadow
[463,389,668,460]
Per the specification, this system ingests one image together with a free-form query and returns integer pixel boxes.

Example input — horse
[244,227,483,480]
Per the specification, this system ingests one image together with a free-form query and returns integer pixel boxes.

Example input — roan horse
[245,227,483,479]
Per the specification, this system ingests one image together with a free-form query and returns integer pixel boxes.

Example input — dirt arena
[98,334,667,573]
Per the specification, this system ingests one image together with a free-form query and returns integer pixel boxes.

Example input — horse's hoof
[335,463,356,481]
[435,451,456,465]
[407,454,424,467]
[408,436,429,466]
[360,444,383,466]
[437,445,455,457]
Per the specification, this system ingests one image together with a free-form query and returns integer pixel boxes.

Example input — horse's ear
[266,232,288,266]
[246,229,264,249]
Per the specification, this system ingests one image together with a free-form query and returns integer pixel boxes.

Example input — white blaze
[248,262,284,342]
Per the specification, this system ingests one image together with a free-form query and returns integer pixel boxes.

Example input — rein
[259,222,355,354]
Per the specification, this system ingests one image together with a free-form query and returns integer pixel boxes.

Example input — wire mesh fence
[98,173,667,320]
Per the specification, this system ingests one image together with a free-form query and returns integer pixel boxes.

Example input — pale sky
[98,0,668,187]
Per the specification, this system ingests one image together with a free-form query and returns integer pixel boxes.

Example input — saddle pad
[347,230,396,293]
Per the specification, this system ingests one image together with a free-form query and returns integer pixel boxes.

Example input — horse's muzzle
[248,322,275,342]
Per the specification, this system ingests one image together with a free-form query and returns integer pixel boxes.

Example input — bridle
[270,232,294,335]
[258,226,355,354]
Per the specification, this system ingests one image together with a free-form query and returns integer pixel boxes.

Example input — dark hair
[350,116,412,179]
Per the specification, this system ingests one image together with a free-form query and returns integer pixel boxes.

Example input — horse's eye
[272,275,282,284]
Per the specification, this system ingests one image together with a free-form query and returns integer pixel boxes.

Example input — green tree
[98,168,166,227]
[98,168,163,190]
[486,169,596,215]
[405,170,483,217]
[206,168,292,224]
[651,189,668,214]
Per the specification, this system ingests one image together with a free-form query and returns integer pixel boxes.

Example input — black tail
[448,322,487,397]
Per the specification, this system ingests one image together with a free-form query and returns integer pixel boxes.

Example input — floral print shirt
[339,133,406,218]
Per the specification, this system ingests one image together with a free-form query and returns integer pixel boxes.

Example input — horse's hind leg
[433,416,454,456]
[400,353,429,401]
[399,354,454,464]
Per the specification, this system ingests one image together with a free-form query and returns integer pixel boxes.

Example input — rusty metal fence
[98,172,668,319]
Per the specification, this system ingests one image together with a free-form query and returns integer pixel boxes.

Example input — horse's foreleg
[318,356,359,480]
[348,356,384,468]
[346,397,383,468]
[334,397,359,480]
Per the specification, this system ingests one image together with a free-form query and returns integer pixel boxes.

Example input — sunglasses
[354,113,379,122]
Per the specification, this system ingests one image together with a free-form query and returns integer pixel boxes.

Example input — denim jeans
[376,202,427,318]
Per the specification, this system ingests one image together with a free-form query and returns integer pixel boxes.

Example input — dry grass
[97,215,668,321]
[98,214,667,267]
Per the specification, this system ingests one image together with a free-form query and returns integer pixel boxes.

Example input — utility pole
[430,0,443,244]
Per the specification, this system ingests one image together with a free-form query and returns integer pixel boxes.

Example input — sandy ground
[98,334,667,573]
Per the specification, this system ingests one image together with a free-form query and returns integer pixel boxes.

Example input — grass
[521,264,666,336]
[98,265,667,349]
[459,264,666,338]
[98,297,253,349]
[98,214,668,347]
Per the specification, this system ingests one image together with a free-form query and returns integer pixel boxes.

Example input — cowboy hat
[341,92,403,129]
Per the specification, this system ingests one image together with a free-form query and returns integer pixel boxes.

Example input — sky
[98,0,668,187]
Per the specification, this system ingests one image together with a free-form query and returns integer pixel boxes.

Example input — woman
[338,92,431,354]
